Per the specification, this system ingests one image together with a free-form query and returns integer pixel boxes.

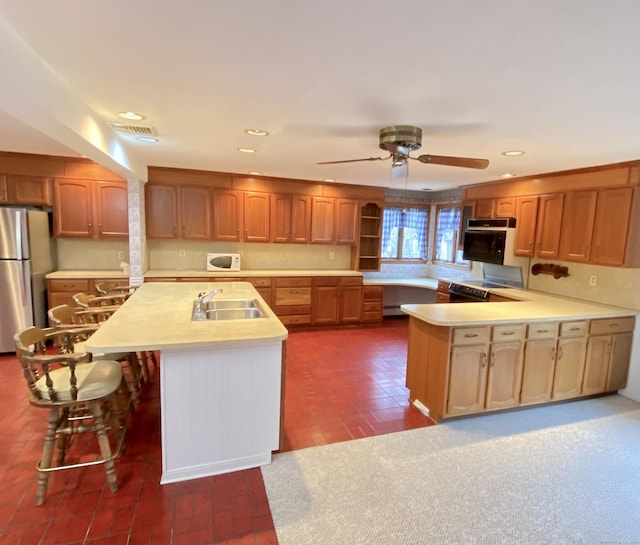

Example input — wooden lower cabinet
[312,277,338,325]
[339,277,362,324]
[47,277,129,310]
[362,285,383,323]
[406,315,634,422]
[273,277,312,326]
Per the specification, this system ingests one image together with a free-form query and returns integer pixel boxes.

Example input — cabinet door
[0,174,7,203]
[474,199,494,218]
[180,185,211,240]
[271,194,292,243]
[513,195,538,256]
[312,284,339,325]
[339,285,362,324]
[552,337,587,400]
[244,191,270,242]
[146,184,178,239]
[534,193,564,258]
[494,197,516,218]
[311,197,335,243]
[54,179,93,237]
[291,195,311,243]
[7,175,51,205]
[335,198,359,244]
[95,181,128,238]
[583,335,610,395]
[520,339,556,404]
[486,341,523,410]
[607,332,633,391]
[591,187,633,266]
[560,190,597,262]
[447,345,488,416]
[213,189,243,241]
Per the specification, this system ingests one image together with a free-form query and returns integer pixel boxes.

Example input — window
[381,207,428,261]
[433,204,468,266]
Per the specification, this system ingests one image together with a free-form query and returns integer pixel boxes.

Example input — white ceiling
[0,1,639,191]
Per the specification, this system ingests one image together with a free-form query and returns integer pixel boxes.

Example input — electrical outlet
[118,250,125,260]
[329,251,335,260]
[179,248,186,257]
[589,275,597,286]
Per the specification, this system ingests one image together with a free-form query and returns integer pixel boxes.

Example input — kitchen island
[402,289,636,422]
[85,281,288,484]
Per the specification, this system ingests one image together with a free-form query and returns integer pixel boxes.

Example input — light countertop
[46,269,362,279]
[84,281,288,353]
[401,288,636,326]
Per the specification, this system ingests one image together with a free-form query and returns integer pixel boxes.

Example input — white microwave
[206,253,241,271]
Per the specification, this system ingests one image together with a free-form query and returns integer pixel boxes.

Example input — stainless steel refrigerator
[0,207,55,352]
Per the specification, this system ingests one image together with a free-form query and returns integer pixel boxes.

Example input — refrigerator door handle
[15,209,24,260]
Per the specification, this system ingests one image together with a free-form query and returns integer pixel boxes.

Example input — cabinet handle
[490,353,496,367]
[551,347,556,361]
[501,331,516,336]
[88,223,93,235]
[537,329,549,333]
[464,333,479,338]
[482,353,487,367]
[558,347,563,359]
[608,323,620,328]
[569,327,581,331]
[98,224,102,235]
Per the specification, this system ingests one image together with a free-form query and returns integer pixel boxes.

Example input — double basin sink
[192,298,266,321]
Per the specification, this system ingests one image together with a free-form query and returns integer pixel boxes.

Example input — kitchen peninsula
[84,281,288,484]
[402,289,636,422]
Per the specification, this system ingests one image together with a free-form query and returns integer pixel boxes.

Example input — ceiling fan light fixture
[244,129,269,136]
[502,150,525,156]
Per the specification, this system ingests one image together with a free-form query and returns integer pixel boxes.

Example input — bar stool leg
[36,408,59,506]
[90,400,118,493]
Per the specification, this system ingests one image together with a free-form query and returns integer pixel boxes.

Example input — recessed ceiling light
[136,136,158,143]
[502,150,525,156]
[237,148,256,153]
[248,171,262,175]
[118,111,145,121]
[500,172,516,178]
[323,178,335,182]
[244,129,269,136]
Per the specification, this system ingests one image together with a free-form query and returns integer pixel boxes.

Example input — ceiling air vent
[111,123,157,136]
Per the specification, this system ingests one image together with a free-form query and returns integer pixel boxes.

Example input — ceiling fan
[317,125,489,179]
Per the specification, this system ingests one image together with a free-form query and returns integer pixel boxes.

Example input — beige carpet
[262,395,640,545]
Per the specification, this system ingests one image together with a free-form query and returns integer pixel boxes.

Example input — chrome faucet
[195,288,224,313]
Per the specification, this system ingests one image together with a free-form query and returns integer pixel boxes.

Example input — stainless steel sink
[192,298,266,321]
[204,299,260,310]
[204,308,264,320]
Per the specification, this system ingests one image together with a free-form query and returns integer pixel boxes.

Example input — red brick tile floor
[0,316,433,544]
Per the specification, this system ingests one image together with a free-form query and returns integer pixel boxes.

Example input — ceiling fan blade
[414,154,489,169]
[317,155,390,165]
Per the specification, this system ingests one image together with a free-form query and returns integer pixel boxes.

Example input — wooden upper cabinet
[0,174,7,203]
[474,198,494,218]
[213,189,243,241]
[146,183,178,239]
[54,179,95,237]
[7,175,51,206]
[534,193,564,258]
[271,194,311,243]
[180,185,211,240]
[591,186,634,266]
[560,189,598,262]
[94,181,128,238]
[494,197,516,218]
[244,191,270,242]
[513,195,539,256]
[311,197,335,243]
[335,198,359,244]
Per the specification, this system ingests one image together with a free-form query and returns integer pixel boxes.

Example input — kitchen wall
[148,240,351,270]
[56,239,129,270]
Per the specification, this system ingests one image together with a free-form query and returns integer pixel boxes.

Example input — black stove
[448,282,490,302]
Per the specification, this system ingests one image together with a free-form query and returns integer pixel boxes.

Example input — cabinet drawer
[559,320,588,337]
[363,301,382,312]
[452,326,490,345]
[492,324,524,341]
[435,293,450,303]
[245,277,272,288]
[279,314,312,326]
[275,287,312,306]
[339,276,363,286]
[313,277,339,287]
[275,277,312,288]
[48,278,91,292]
[527,322,559,339]
[437,280,451,293]
[362,311,383,322]
[363,285,383,300]
[589,316,635,335]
